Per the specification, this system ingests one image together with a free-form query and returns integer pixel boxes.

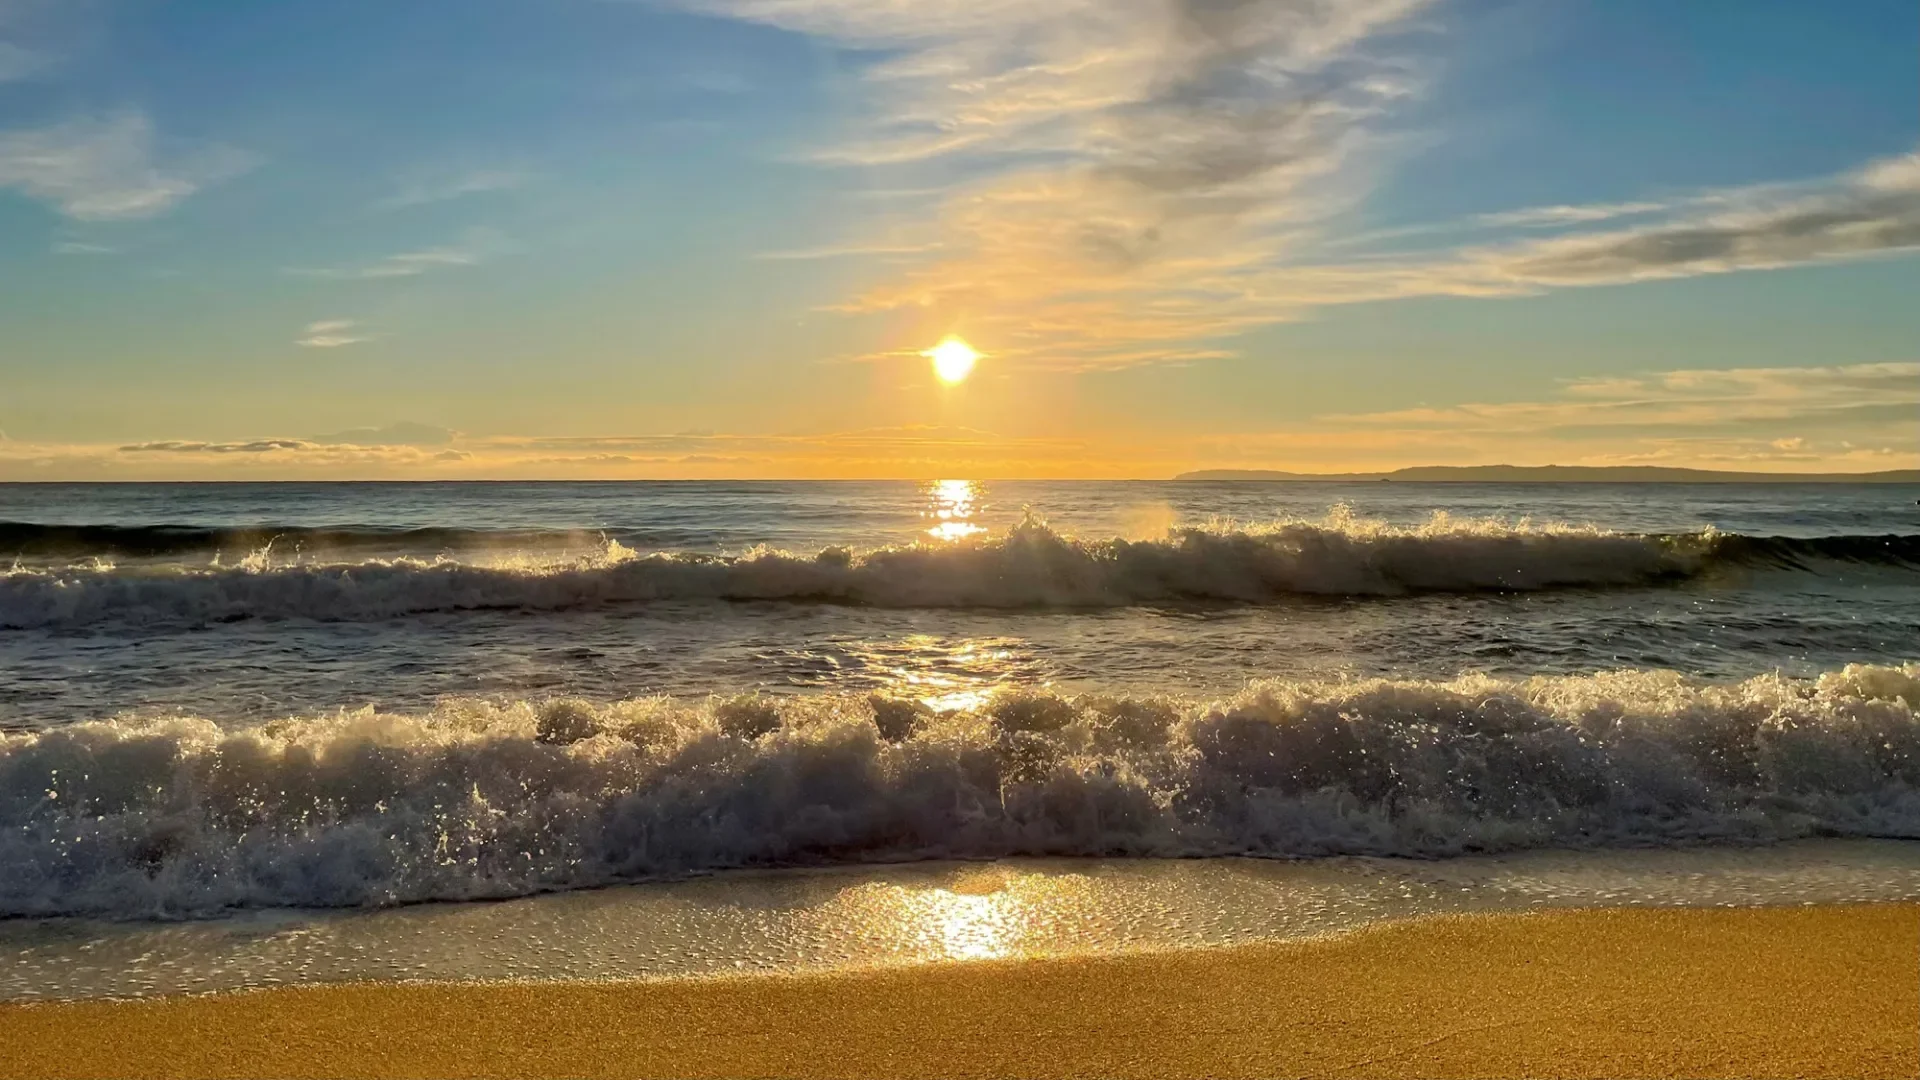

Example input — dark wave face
[1706,532,1920,568]
[3,665,1915,919]
[2,518,1918,628]
[4,518,1918,566]
[0,522,702,562]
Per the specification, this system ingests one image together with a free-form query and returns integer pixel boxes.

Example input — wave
[4,664,1917,918]
[0,521,699,561]
[7,515,1911,628]
[1703,532,1920,569]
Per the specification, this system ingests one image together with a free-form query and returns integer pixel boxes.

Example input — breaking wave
[4,513,1912,628]
[3,664,1917,918]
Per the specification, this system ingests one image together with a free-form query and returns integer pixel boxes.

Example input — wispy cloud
[0,40,45,82]
[0,0,68,85]
[0,112,255,221]
[20,425,1093,480]
[121,439,320,454]
[947,143,1920,365]
[1473,200,1670,229]
[755,240,943,261]
[692,2,1920,371]
[309,421,455,446]
[1466,152,1920,286]
[285,232,499,280]
[689,0,1437,368]
[378,168,528,210]
[122,422,459,454]
[1295,361,1920,469]
[50,240,116,255]
[296,319,368,348]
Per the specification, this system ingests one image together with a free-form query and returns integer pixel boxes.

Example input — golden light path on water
[923,478,989,543]
[878,635,1016,713]
[887,481,1028,710]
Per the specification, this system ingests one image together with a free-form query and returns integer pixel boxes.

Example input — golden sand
[2,903,1914,1080]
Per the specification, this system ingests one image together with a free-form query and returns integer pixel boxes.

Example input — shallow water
[4,840,1915,1002]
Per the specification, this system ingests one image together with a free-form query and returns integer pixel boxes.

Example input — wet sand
[2,903,1913,1079]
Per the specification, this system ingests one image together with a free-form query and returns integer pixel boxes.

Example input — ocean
[3,479,1918,998]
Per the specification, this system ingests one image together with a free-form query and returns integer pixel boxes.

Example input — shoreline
[2,903,1914,1079]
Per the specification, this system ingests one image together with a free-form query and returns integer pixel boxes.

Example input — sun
[924,337,980,385]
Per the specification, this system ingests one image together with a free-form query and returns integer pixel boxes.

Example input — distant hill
[1174,465,1920,484]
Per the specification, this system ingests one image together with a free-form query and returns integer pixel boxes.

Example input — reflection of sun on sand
[2,903,1913,1080]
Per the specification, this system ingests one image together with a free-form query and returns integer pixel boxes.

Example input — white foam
[3,663,1916,918]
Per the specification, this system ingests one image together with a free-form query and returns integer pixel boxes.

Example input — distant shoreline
[1176,465,1920,483]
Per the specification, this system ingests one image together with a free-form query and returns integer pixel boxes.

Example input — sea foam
[4,664,1916,918]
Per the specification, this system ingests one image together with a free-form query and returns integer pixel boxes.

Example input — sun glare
[925,337,980,385]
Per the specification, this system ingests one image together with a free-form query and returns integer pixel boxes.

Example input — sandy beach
[2,902,1913,1080]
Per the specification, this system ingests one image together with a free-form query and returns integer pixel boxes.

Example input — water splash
[3,663,1916,918]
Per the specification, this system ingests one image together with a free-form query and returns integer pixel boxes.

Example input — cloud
[285,231,500,280]
[1473,200,1669,229]
[695,3,1920,371]
[693,0,1434,369]
[0,112,255,221]
[287,248,482,280]
[121,440,319,454]
[1474,152,1920,286]
[378,168,528,210]
[755,241,943,261]
[984,145,1920,363]
[1233,151,1920,309]
[0,40,44,82]
[310,421,456,447]
[1305,362,1920,468]
[296,319,369,348]
[27,424,1093,480]
[50,240,116,255]
[0,0,71,85]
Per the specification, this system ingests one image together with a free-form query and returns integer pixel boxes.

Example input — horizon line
[3,464,1918,485]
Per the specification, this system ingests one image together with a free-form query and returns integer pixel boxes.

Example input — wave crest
[0,515,1725,627]
[4,664,1917,918]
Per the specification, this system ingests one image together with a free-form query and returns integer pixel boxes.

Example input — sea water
[2,480,1916,996]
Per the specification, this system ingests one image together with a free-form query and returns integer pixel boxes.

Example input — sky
[1,0,1916,480]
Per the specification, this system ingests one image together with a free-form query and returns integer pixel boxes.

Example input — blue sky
[1,0,1915,478]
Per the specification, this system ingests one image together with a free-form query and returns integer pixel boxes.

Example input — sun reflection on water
[923,479,988,542]
[817,868,1100,964]
[865,633,1019,711]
